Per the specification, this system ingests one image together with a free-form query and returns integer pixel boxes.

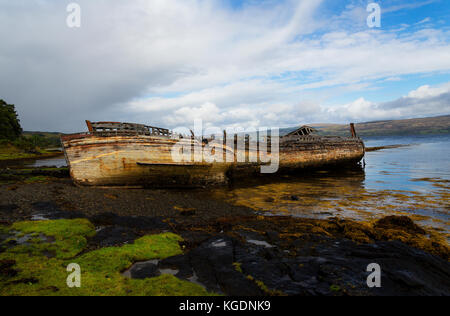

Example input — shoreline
[365,144,412,152]
[0,152,64,163]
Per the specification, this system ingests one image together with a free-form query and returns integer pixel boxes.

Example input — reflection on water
[0,156,67,169]
[213,134,450,240]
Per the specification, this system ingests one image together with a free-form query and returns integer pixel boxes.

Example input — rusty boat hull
[61,122,365,187]
[62,134,233,187]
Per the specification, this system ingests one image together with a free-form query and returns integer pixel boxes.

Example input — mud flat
[0,175,449,296]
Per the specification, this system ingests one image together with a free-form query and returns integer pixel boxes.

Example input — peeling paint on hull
[62,134,365,187]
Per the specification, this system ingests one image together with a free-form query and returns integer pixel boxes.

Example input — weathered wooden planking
[62,131,365,187]
[86,121,171,137]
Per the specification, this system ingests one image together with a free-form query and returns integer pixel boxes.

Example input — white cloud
[0,0,449,132]
[328,82,450,122]
[165,102,223,126]
[407,83,450,99]
[416,17,431,25]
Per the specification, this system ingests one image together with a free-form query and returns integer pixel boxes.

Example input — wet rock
[31,201,85,220]
[236,245,304,295]
[265,231,279,243]
[128,261,160,279]
[247,239,274,249]
[0,204,19,214]
[159,255,193,279]
[392,270,425,288]
[311,240,450,296]
[90,213,169,232]
[167,227,450,296]
[90,226,138,247]
[6,240,17,246]
[187,236,264,295]
[179,231,214,250]
[180,208,196,216]
[46,211,86,220]
[0,260,17,278]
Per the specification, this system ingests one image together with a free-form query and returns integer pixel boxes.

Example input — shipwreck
[61,121,365,187]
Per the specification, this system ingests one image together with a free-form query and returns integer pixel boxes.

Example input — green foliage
[0,99,22,140]
[22,132,62,149]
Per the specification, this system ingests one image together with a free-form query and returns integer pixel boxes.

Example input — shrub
[0,99,22,140]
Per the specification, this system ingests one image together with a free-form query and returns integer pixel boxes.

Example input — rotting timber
[61,121,365,187]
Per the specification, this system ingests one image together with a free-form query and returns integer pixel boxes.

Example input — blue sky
[0,0,449,132]
[217,0,450,111]
[317,0,450,104]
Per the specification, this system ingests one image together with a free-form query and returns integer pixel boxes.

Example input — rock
[265,231,279,243]
[6,240,17,246]
[392,270,425,288]
[0,204,19,214]
[166,229,450,296]
[180,208,196,216]
[159,255,193,279]
[31,201,85,220]
[90,226,138,247]
[90,213,169,232]
[129,262,160,279]
[186,236,264,295]
[31,201,61,214]
[0,260,18,278]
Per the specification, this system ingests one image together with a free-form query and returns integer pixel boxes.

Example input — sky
[0,0,449,132]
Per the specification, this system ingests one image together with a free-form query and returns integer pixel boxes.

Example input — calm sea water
[363,134,450,191]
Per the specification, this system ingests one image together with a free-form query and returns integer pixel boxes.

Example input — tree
[0,99,22,140]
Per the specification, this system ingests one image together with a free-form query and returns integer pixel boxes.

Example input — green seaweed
[0,219,215,296]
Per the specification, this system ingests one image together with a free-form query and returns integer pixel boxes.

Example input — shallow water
[0,155,67,169]
[213,134,450,240]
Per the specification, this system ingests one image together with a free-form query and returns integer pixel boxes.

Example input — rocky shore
[0,171,449,296]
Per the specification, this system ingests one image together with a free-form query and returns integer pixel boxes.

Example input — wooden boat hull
[61,133,365,187]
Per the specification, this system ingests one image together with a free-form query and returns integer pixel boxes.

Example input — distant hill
[281,115,450,137]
